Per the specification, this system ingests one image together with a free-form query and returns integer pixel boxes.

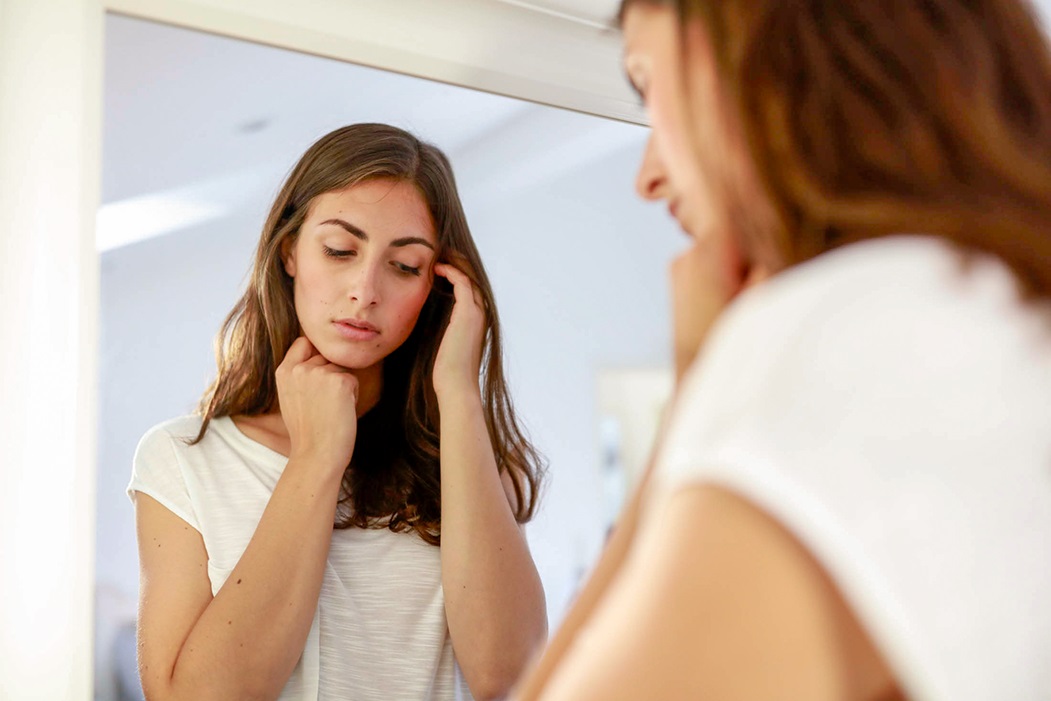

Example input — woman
[129,123,547,701]
[516,1,1051,700]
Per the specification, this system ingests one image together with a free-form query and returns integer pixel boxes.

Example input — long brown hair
[195,123,545,544]
[620,0,1051,299]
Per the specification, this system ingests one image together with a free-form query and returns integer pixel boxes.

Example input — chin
[315,342,385,371]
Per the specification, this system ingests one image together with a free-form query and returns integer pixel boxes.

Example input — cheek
[291,261,338,317]
[649,85,702,190]
[388,284,432,331]
[652,87,727,230]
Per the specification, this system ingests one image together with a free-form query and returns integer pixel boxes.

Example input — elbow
[469,670,520,701]
[467,631,548,701]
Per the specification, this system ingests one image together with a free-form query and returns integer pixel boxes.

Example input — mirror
[95,12,683,700]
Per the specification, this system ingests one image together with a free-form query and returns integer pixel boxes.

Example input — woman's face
[623,5,717,236]
[283,178,438,371]
[622,4,758,279]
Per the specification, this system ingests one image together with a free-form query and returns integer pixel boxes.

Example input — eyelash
[323,246,421,277]
[323,245,354,259]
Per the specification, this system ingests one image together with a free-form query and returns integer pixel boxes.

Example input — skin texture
[512,6,902,701]
[283,178,438,414]
[135,177,546,701]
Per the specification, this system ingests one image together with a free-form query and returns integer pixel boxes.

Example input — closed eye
[323,245,355,258]
[392,262,421,276]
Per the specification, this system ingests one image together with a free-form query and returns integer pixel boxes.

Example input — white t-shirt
[128,414,473,701]
[654,235,1051,701]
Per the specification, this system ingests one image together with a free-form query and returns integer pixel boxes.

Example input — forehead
[310,179,436,240]
[621,2,675,45]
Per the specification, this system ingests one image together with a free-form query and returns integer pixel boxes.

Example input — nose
[635,132,669,201]
[348,260,381,306]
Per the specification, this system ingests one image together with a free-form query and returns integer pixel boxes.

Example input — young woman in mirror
[516,1,1051,699]
[129,123,547,701]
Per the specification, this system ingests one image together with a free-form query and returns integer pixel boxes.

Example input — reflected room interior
[95,13,684,700]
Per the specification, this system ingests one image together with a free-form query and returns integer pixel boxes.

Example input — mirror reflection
[95,13,682,701]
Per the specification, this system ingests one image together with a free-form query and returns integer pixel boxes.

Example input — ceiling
[100,0,1051,251]
[100,12,643,250]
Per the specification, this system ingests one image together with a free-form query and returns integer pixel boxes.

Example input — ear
[280,237,297,278]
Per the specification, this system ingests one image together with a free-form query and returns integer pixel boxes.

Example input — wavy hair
[620,0,1051,299]
[194,123,545,544]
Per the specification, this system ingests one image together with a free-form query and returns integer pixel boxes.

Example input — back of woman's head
[197,123,544,542]
[623,0,1051,298]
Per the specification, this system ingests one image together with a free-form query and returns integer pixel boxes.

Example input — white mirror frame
[0,1,638,697]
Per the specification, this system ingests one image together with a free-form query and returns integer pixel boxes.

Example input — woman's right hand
[276,336,359,469]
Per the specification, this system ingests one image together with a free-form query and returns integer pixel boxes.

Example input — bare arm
[136,337,359,701]
[135,456,343,701]
[524,484,903,701]
[511,453,653,701]
[515,234,784,699]
[438,389,548,701]
[431,262,547,700]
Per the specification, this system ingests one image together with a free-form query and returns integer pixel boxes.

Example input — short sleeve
[653,236,1051,701]
[127,422,201,532]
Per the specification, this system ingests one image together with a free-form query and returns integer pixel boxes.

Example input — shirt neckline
[213,415,290,465]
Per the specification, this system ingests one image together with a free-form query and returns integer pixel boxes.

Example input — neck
[353,362,383,416]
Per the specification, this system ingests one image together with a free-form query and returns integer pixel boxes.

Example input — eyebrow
[319,218,435,251]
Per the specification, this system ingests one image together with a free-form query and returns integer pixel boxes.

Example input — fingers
[279,337,348,374]
[281,336,317,368]
[433,262,469,287]
[301,353,332,369]
[433,262,483,309]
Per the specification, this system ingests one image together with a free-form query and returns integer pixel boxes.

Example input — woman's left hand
[432,262,486,400]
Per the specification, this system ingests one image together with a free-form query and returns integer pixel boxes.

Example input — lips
[337,317,378,333]
[334,318,380,341]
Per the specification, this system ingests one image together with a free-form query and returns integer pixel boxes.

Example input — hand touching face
[430,260,486,399]
[623,5,772,379]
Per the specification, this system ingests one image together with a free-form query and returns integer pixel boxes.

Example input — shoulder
[129,416,210,528]
[135,415,206,459]
[664,232,1051,483]
[653,236,1051,700]
[542,481,900,701]
[712,234,986,340]
[684,234,1044,403]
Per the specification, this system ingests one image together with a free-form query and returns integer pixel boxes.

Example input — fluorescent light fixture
[96,167,279,253]
[96,193,226,252]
